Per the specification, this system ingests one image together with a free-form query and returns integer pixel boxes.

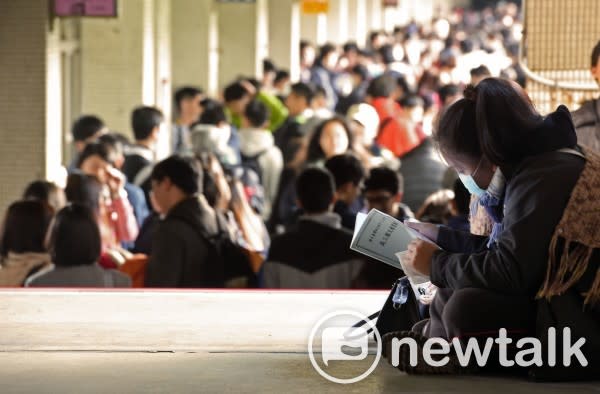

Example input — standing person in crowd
[262,167,363,288]
[366,75,423,159]
[0,201,53,286]
[122,106,164,205]
[224,79,288,132]
[335,64,370,116]
[446,178,471,232]
[300,40,316,83]
[273,70,291,103]
[470,64,491,86]
[310,43,340,110]
[324,153,365,231]
[274,82,314,165]
[190,99,240,168]
[306,117,353,167]
[145,156,228,288]
[387,78,599,375]
[572,40,600,152]
[172,86,203,155]
[238,100,283,220]
[68,115,107,172]
[23,180,66,213]
[26,204,131,288]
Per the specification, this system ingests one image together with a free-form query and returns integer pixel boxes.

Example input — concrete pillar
[327,0,349,44]
[154,0,172,160]
[366,0,383,32]
[0,1,57,212]
[348,0,368,46]
[300,11,327,46]
[268,0,302,82]
[217,0,269,90]
[79,0,146,137]
[171,0,217,96]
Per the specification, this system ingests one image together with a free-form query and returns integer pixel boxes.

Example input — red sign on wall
[54,0,117,17]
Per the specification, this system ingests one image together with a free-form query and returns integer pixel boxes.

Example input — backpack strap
[133,163,154,187]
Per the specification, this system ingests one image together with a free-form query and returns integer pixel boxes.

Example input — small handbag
[351,276,423,339]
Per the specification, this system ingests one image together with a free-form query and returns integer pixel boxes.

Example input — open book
[351,209,439,299]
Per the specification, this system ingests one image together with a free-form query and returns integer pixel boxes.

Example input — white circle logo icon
[308,310,382,384]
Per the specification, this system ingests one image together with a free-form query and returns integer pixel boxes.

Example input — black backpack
[239,150,268,215]
[187,214,258,288]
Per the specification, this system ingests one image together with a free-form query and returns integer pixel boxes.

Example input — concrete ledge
[0,289,388,352]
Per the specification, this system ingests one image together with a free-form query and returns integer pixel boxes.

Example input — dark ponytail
[473,78,543,166]
[435,78,543,167]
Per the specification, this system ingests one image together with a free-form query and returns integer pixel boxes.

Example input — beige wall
[0,1,49,213]
[79,0,146,138]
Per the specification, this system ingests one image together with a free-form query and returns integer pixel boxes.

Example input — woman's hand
[404,239,438,277]
[405,221,439,243]
[106,166,126,196]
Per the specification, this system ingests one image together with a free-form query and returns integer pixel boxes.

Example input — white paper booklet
[351,209,439,298]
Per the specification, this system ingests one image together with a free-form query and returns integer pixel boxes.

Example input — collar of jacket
[299,212,342,229]
[126,144,154,162]
[501,105,577,180]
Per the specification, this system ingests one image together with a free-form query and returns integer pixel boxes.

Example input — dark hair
[343,42,359,53]
[470,65,491,78]
[23,181,63,211]
[307,117,354,163]
[452,178,470,215]
[48,204,101,267]
[263,59,277,74]
[223,81,250,102]
[196,153,221,208]
[151,155,201,195]
[65,173,103,213]
[399,94,424,109]
[379,44,395,65]
[460,39,474,54]
[434,97,481,162]
[131,106,164,141]
[313,85,327,98]
[438,79,544,166]
[591,40,600,67]
[296,167,335,214]
[290,82,314,105]
[415,190,454,225]
[274,70,290,84]
[71,115,105,142]
[438,84,461,104]
[0,200,53,257]
[77,142,112,168]
[174,86,203,111]
[300,40,312,53]
[366,74,396,98]
[324,154,365,189]
[98,133,124,157]
[351,64,369,82]
[198,100,227,125]
[316,43,337,67]
[244,99,270,128]
[364,167,403,195]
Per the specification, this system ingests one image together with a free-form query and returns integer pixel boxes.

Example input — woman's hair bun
[463,85,478,102]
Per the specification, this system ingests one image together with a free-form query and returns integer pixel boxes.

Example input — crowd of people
[0,2,597,296]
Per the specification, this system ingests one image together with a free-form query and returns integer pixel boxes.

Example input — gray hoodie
[238,128,283,220]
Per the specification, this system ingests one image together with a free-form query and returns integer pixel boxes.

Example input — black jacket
[431,150,585,296]
[145,197,222,288]
[262,217,364,288]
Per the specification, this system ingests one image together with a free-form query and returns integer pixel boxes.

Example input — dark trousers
[423,288,536,343]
